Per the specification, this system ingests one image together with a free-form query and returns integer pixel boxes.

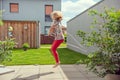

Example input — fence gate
[0,20,40,48]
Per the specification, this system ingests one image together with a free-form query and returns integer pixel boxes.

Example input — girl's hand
[48,26,55,36]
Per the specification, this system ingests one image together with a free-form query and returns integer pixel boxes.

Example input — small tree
[0,38,15,63]
[77,8,120,77]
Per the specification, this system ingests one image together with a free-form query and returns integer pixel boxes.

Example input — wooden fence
[41,34,54,44]
[0,20,39,48]
[40,26,67,44]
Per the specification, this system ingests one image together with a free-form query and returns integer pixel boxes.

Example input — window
[45,5,53,22]
[10,3,19,13]
[45,26,50,34]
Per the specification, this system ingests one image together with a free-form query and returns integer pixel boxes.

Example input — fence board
[0,20,39,48]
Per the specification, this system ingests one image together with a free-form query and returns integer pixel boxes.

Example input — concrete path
[0,64,105,80]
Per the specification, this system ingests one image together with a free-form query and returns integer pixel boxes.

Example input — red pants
[51,39,64,63]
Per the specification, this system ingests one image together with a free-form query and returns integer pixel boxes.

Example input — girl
[48,11,64,68]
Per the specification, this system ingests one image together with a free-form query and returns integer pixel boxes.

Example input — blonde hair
[51,11,63,21]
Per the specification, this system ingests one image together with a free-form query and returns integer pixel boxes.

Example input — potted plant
[77,8,120,80]
[22,43,30,51]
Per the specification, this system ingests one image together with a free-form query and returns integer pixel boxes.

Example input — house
[0,0,61,34]
[0,0,61,48]
[67,0,120,54]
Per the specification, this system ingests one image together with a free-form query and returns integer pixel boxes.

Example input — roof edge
[67,0,104,23]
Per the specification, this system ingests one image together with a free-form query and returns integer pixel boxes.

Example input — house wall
[1,0,61,34]
[67,0,120,55]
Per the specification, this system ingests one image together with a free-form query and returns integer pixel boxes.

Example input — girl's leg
[51,39,64,67]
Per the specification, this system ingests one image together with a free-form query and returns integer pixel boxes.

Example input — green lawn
[2,44,87,66]
[41,42,67,48]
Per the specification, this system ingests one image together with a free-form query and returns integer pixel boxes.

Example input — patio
[0,64,104,80]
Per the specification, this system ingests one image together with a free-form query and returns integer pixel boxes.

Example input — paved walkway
[0,64,105,80]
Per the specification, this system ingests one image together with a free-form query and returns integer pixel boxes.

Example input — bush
[0,11,15,63]
[77,8,120,77]
[0,38,15,63]
[22,43,30,51]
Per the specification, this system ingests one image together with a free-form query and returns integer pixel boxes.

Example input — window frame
[10,3,19,13]
[44,26,50,34]
[45,5,53,22]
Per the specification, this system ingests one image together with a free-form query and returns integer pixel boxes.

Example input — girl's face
[51,11,63,21]
[51,14,58,20]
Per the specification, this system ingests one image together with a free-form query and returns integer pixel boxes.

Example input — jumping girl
[48,11,64,68]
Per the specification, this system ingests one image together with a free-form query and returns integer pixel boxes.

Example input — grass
[41,42,67,48]
[2,43,87,66]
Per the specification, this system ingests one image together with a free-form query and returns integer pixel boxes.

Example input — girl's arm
[48,25,55,36]
[48,20,58,36]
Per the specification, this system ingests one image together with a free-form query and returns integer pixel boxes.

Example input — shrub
[0,38,15,63]
[22,43,30,51]
[77,8,120,77]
